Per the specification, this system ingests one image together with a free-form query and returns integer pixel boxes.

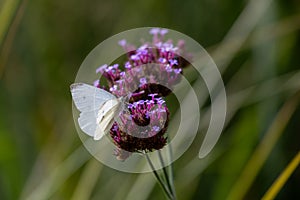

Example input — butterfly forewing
[71,83,115,112]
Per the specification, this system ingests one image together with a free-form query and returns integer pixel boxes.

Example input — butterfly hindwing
[94,99,121,140]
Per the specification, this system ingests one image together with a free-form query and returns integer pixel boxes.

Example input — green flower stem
[158,150,176,199]
[167,142,176,200]
[145,153,174,200]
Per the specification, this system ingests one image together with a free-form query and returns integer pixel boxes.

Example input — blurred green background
[0,0,300,199]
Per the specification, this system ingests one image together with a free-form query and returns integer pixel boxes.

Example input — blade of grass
[262,151,300,200]
[124,172,156,200]
[0,0,20,45]
[226,91,300,200]
[0,0,27,79]
[175,70,300,194]
[23,145,90,200]
[70,158,103,200]
[22,136,104,200]
[246,14,300,50]
[212,0,273,72]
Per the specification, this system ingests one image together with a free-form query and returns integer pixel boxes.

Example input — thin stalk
[158,150,176,199]
[167,139,176,199]
[145,153,174,200]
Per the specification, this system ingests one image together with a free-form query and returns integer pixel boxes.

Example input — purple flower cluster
[110,94,169,154]
[94,28,190,160]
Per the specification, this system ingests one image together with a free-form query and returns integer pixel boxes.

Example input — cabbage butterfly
[70,83,122,140]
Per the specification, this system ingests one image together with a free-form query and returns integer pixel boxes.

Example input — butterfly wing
[94,99,121,140]
[70,83,116,138]
[70,83,115,112]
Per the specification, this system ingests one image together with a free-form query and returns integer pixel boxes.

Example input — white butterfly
[70,83,123,140]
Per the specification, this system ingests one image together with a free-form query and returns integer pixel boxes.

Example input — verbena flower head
[94,28,191,160]
[110,95,169,153]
